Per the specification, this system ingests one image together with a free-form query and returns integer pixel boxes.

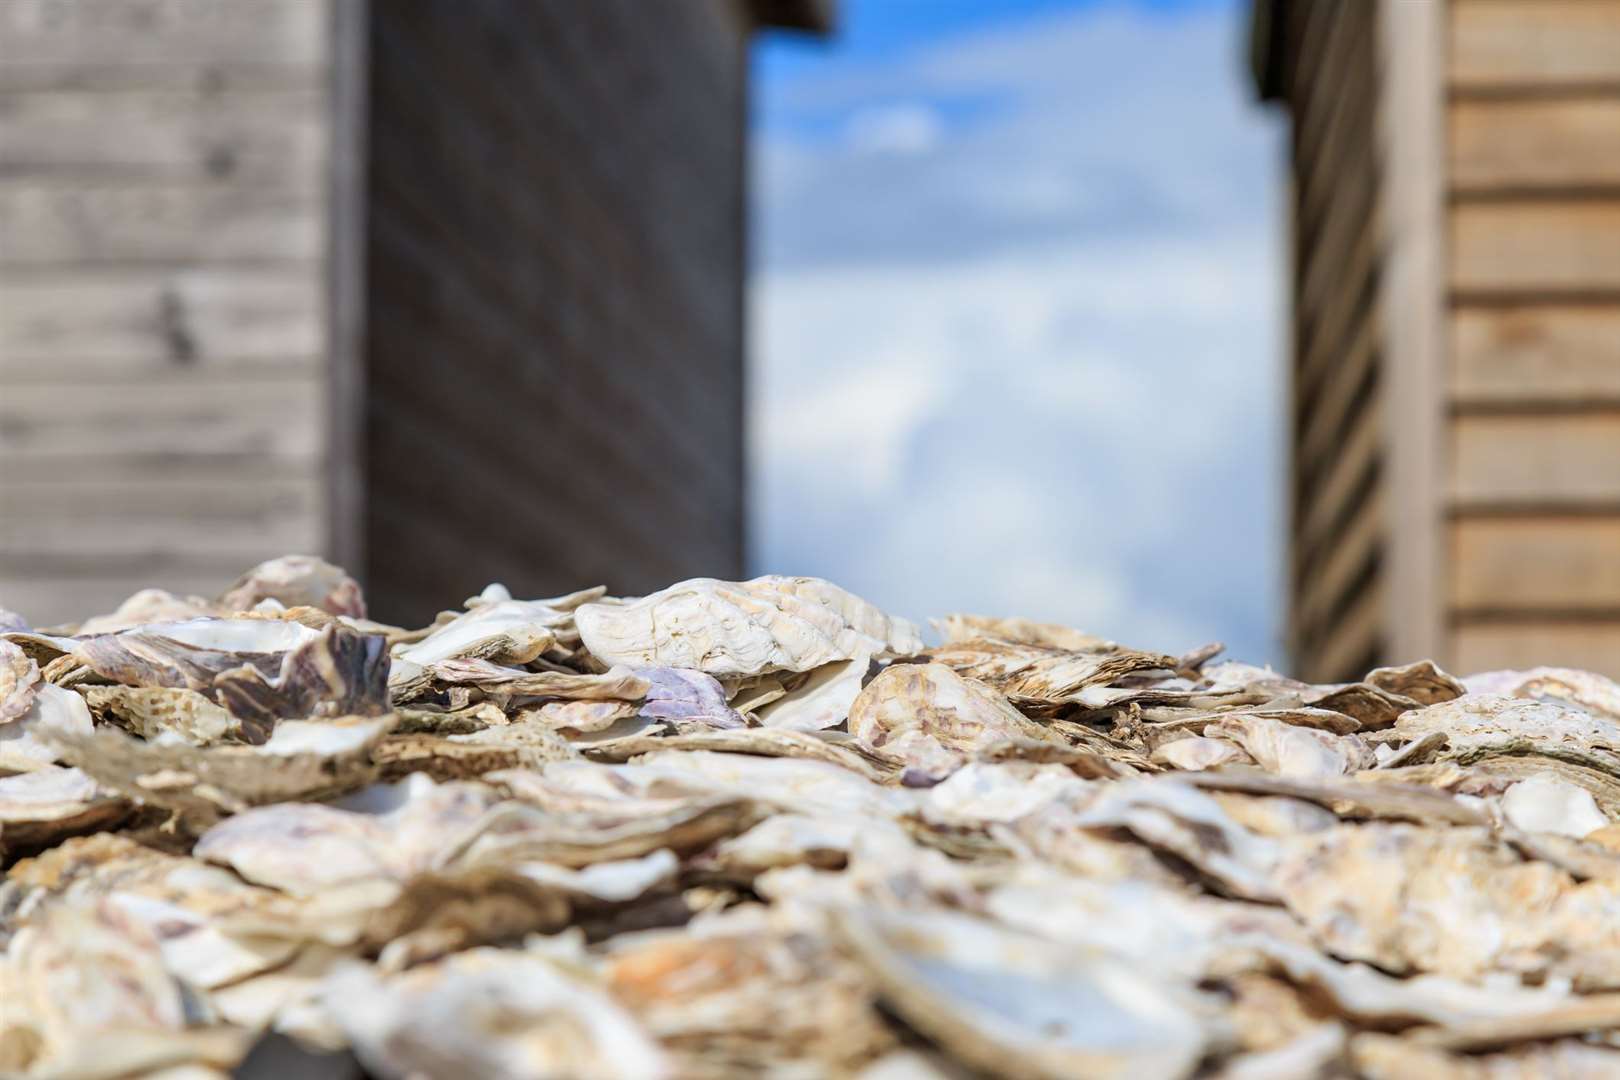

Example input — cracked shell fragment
[575,575,923,676]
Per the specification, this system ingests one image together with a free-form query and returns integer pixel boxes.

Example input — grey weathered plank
[0,373,323,465]
[0,88,325,184]
[0,0,328,69]
[0,181,320,265]
[0,268,322,371]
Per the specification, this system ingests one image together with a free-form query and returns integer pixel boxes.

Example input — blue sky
[747,0,1285,664]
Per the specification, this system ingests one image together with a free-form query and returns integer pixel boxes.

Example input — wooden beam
[1305,574,1383,683]
[1294,393,1380,583]
[325,0,366,578]
[1296,486,1384,644]
[1379,0,1447,665]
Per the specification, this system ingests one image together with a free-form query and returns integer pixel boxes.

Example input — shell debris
[9,562,1620,1077]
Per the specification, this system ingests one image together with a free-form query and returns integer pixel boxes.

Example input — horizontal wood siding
[1447,0,1620,677]
[0,0,334,627]
[1279,0,1388,681]
[1451,306,1620,405]
[362,0,748,626]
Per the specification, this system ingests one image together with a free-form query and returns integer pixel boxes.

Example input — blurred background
[2,0,1618,681]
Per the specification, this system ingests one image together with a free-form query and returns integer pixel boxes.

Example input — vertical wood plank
[1379,0,1447,664]
[325,0,367,578]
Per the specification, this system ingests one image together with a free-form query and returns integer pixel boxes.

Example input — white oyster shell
[1500,774,1609,838]
[837,907,1211,1080]
[575,576,922,676]
[324,946,669,1080]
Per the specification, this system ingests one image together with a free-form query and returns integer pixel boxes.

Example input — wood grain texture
[0,0,328,69]
[1379,0,1447,666]
[0,373,323,465]
[361,0,749,626]
[0,88,325,184]
[324,0,367,587]
[1450,0,1620,90]
[1280,0,1386,680]
[1453,620,1620,680]
[1452,202,1620,296]
[1304,574,1382,685]
[1295,487,1383,645]
[1450,412,1620,506]
[1451,516,1620,610]
[0,0,336,626]
[0,269,322,371]
[0,181,321,265]
[1451,98,1620,194]
[1451,305,1620,405]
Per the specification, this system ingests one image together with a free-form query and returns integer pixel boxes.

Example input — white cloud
[843,103,946,155]
[750,2,1285,663]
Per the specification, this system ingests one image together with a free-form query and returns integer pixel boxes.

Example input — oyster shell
[324,945,669,1080]
[217,555,366,618]
[21,557,1620,1074]
[847,662,1056,776]
[47,714,393,828]
[575,576,922,676]
[932,613,1113,651]
[0,901,249,1077]
[74,617,389,742]
[752,652,871,731]
[1500,774,1609,838]
[924,637,1179,704]
[837,906,1212,1080]
[1464,666,1620,721]
[393,588,604,669]
[0,767,128,859]
[0,640,40,724]
[604,910,895,1073]
[81,685,233,746]
[0,683,93,774]
[634,666,746,727]
[1395,693,1620,757]
[1202,712,1374,778]
[75,587,218,636]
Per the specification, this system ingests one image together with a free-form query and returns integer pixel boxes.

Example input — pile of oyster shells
[6,558,1620,1078]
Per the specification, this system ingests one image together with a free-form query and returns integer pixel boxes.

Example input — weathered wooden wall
[0,0,338,625]
[1444,0,1620,677]
[1266,0,1620,680]
[362,0,749,626]
[1272,0,1389,682]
